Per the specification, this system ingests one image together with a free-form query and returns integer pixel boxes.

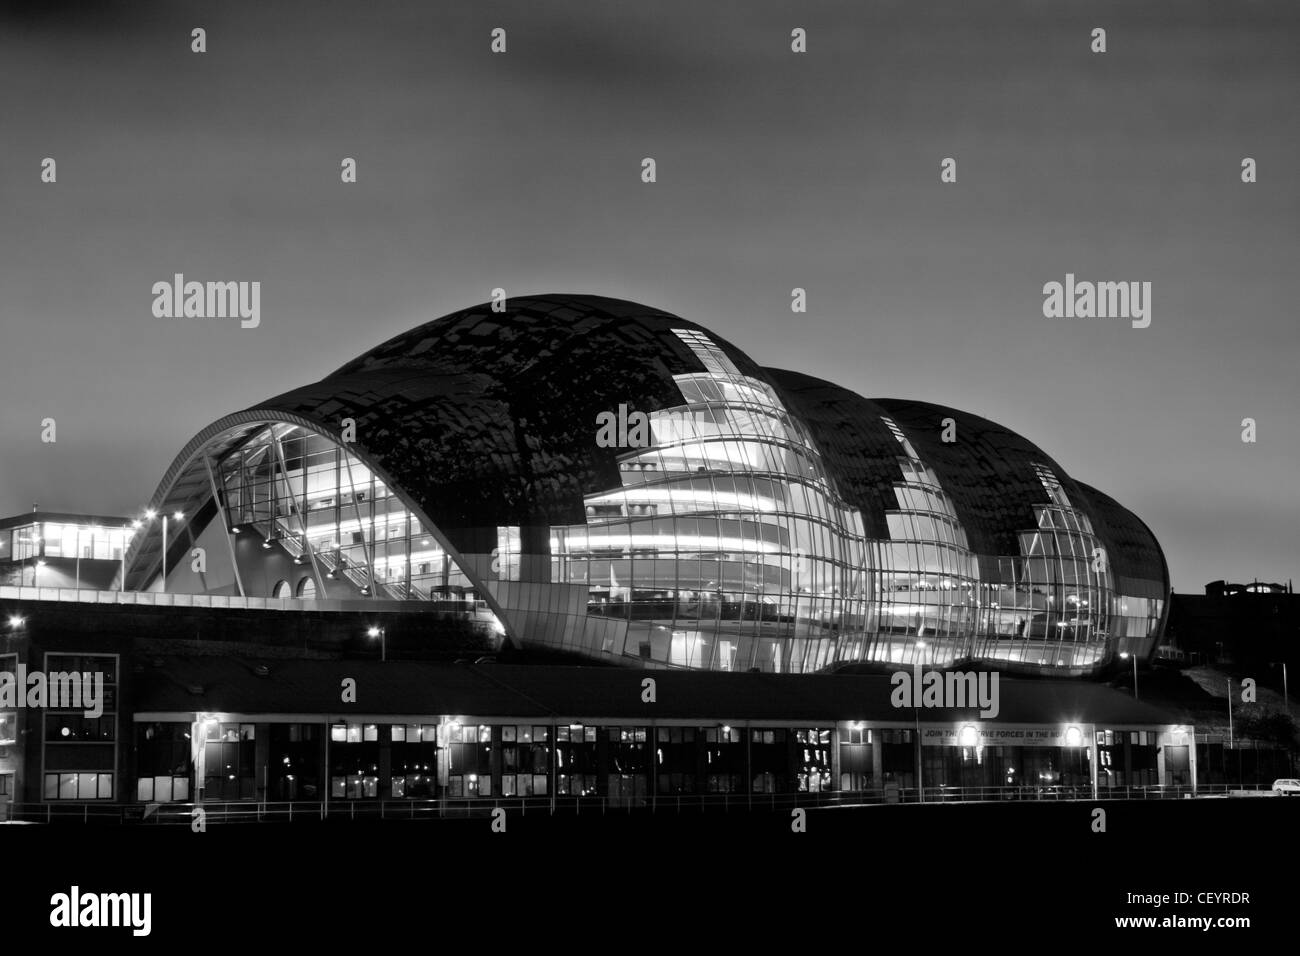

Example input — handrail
[2,782,1285,825]
[0,584,490,616]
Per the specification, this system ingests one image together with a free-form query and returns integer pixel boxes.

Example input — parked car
[1270,778,1300,795]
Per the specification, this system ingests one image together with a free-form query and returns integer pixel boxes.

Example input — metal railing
[0,584,489,616]
[4,782,1287,825]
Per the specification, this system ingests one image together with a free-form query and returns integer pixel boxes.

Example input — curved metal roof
[131,293,1167,602]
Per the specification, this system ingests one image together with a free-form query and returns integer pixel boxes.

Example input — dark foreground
[5,797,1291,941]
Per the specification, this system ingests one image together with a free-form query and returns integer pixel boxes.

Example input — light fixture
[230,526,241,534]
[7,615,25,628]
[1065,726,1083,747]
[172,511,184,521]
[367,626,381,638]
[959,725,978,747]
[145,509,157,519]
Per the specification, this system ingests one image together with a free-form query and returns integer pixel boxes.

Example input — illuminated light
[1065,726,1083,747]
[583,488,780,514]
[61,727,70,737]
[261,539,273,549]
[36,560,46,567]
[131,520,142,530]
[959,725,978,748]
[230,526,241,534]
[558,532,785,555]
[145,509,157,519]
[8,616,25,628]
[367,626,381,638]
[173,512,184,521]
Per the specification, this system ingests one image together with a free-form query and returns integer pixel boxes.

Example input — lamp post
[1268,661,1290,718]
[1119,651,1139,701]
[367,625,386,662]
[1227,677,1234,749]
[915,639,927,805]
[145,510,184,593]
[121,523,138,593]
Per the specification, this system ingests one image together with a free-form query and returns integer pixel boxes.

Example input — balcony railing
[0,584,487,615]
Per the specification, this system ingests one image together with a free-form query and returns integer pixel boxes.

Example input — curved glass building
[123,294,1168,676]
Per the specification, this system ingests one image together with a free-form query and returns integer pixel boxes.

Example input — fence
[4,781,1285,825]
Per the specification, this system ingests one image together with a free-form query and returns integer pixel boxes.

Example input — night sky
[1,0,1296,592]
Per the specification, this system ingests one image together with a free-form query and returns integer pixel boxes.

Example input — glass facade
[0,520,132,588]
[101,717,1194,808]
[550,328,872,672]
[215,424,481,603]
[127,294,1168,677]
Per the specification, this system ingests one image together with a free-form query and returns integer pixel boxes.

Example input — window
[606,726,648,807]
[331,721,380,800]
[655,726,698,795]
[556,725,598,796]
[449,724,494,798]
[391,723,437,798]
[270,723,320,801]
[499,725,548,796]
[203,722,256,800]
[44,772,113,800]
[42,654,117,801]
[136,722,192,802]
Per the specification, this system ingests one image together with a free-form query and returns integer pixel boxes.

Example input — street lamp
[367,625,386,662]
[1267,661,1290,718]
[120,524,135,593]
[1119,651,1139,701]
[143,510,184,593]
[915,639,927,804]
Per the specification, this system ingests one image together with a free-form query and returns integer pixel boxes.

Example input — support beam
[269,428,326,598]
[341,449,379,598]
[204,456,246,599]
